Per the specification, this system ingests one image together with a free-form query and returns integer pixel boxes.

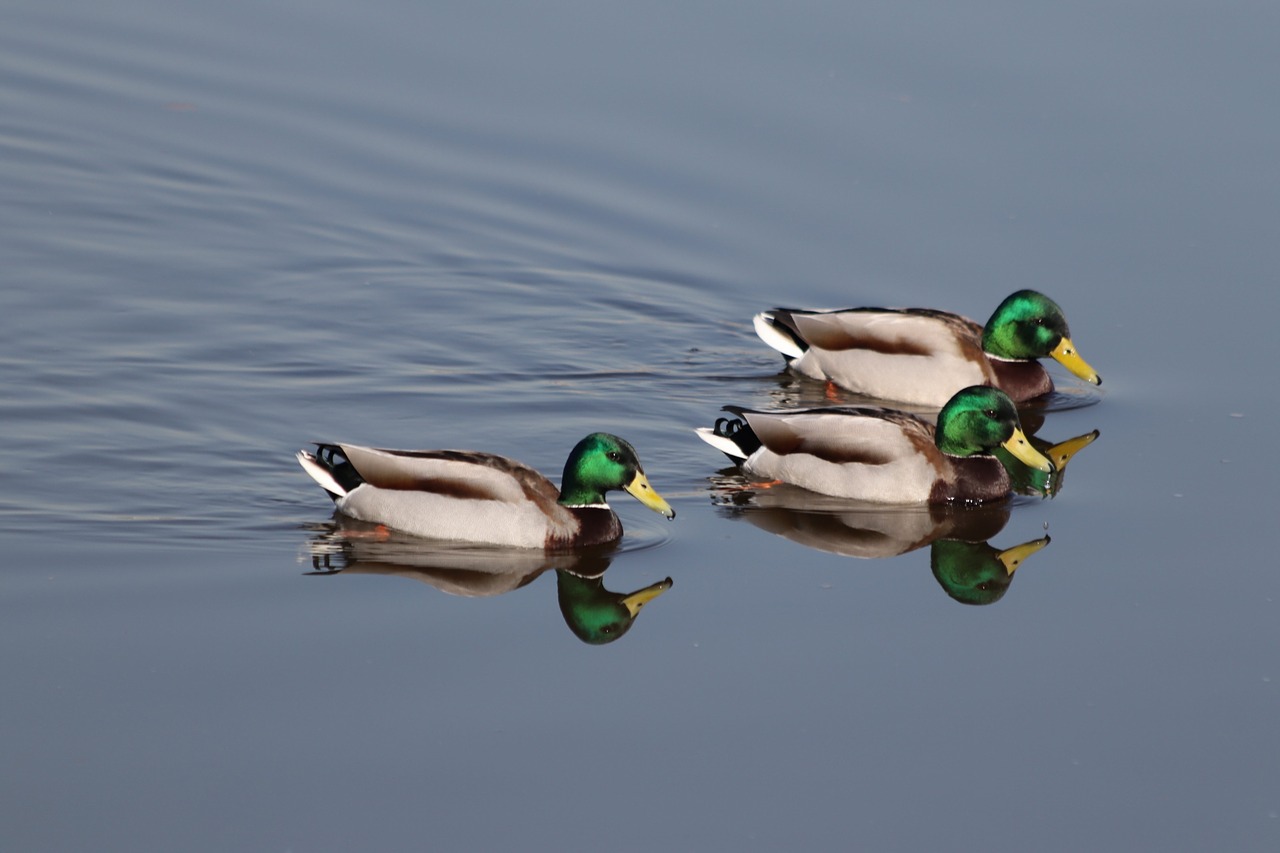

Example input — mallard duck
[753,289,1101,406]
[296,433,675,549]
[695,386,1052,503]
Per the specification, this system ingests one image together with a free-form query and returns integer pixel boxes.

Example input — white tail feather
[694,427,748,459]
[753,312,805,358]
[296,450,348,496]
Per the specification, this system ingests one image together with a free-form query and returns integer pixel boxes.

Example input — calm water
[4,1,1279,850]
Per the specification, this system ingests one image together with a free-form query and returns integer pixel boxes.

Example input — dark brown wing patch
[743,407,927,466]
[799,312,936,356]
[350,446,560,504]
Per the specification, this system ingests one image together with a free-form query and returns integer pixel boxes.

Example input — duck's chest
[988,358,1052,402]
[548,506,623,549]
[930,455,1012,503]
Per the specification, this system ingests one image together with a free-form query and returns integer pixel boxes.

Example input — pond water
[3,1,1279,850]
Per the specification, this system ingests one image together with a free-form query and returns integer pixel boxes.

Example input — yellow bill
[997,536,1051,576]
[1002,428,1053,472]
[1050,337,1101,385]
[620,577,674,617]
[625,471,676,519]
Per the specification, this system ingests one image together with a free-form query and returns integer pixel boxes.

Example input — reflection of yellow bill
[621,577,674,617]
[1045,430,1101,472]
[1051,337,1101,385]
[998,536,1051,576]
[626,471,676,519]
[1002,428,1053,472]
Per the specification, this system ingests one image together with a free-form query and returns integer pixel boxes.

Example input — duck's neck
[986,357,1051,401]
[557,478,608,508]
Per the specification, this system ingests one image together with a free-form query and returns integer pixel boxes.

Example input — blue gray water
[3,1,1279,850]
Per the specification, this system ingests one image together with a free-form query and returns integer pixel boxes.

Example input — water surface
[3,2,1279,850]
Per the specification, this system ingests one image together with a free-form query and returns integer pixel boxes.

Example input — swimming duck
[695,386,1052,503]
[296,433,675,549]
[753,289,1101,406]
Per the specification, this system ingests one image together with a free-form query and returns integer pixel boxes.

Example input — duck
[296,433,675,549]
[752,289,1101,406]
[695,386,1052,503]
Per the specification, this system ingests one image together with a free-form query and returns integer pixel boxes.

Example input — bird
[695,385,1052,503]
[296,432,674,549]
[752,289,1101,406]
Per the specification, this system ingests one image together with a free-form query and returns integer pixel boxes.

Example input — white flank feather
[753,312,805,358]
[296,450,348,496]
[694,427,749,459]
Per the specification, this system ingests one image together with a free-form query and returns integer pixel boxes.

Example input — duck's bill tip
[625,472,676,519]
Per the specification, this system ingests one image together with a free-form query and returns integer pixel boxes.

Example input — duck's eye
[607,451,622,462]
[985,409,998,418]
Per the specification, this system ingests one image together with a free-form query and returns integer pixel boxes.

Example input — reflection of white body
[306,518,607,597]
[728,484,1011,559]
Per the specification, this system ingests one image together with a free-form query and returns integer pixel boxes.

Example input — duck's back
[774,308,996,406]
[737,407,947,503]
[329,445,578,547]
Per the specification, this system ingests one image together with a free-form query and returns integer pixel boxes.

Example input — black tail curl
[312,443,365,496]
[713,414,762,457]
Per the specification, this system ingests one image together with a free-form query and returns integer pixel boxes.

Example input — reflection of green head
[930,536,1049,606]
[997,429,1100,497]
[556,571,673,645]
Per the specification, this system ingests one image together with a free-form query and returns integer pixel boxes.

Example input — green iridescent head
[936,386,1052,472]
[557,571,673,645]
[559,433,675,518]
[981,290,1100,384]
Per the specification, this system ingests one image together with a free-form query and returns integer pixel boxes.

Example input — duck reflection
[304,519,672,645]
[998,413,1100,497]
[763,369,1104,417]
[556,571,673,645]
[711,482,1051,605]
[930,535,1049,606]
